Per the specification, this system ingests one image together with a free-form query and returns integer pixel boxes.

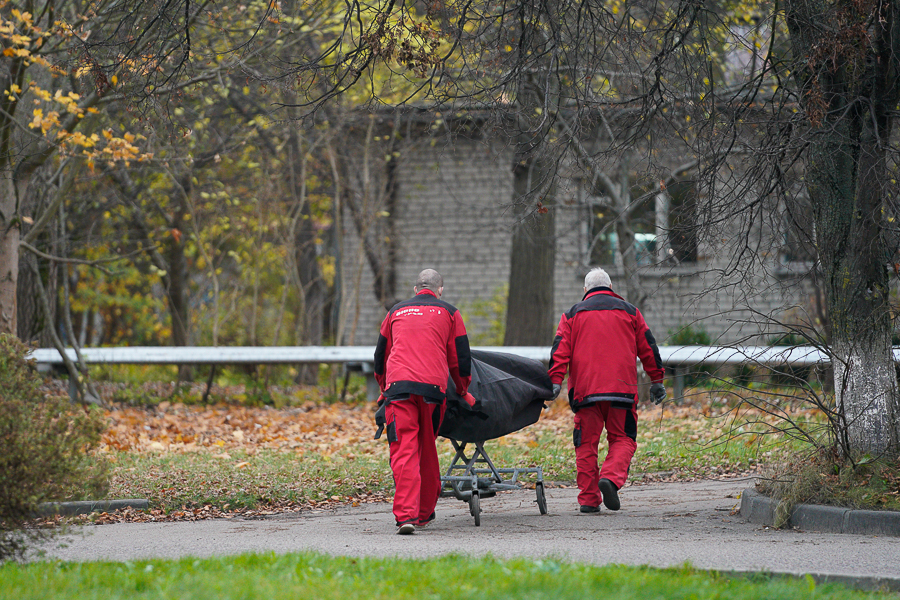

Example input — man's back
[374,288,471,400]
[384,294,456,386]
[549,287,662,406]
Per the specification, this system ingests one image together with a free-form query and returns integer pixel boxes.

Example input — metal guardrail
[31,344,870,402]
[29,346,378,365]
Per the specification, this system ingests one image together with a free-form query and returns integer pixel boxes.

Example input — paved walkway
[40,478,900,589]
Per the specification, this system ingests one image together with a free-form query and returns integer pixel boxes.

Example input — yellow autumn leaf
[28,108,43,128]
[12,10,34,25]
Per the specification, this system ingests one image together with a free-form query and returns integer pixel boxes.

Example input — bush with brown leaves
[0,334,108,561]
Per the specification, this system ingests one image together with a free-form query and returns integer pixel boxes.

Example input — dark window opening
[781,195,816,264]
[666,180,698,264]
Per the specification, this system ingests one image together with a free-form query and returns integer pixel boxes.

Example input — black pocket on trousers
[431,404,442,436]
[573,426,582,448]
[386,420,398,443]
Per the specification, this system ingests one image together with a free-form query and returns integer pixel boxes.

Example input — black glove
[374,394,387,439]
[650,382,667,405]
[552,383,561,398]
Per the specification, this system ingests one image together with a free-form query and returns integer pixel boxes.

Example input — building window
[780,194,816,265]
[584,179,698,267]
[665,180,699,264]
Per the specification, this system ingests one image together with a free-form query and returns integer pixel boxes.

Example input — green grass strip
[1,553,891,600]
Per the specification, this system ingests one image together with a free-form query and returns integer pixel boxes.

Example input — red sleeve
[635,309,665,383]
[548,313,571,385]
[374,314,392,391]
[447,311,471,395]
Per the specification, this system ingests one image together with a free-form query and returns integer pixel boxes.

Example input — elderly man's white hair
[584,267,611,290]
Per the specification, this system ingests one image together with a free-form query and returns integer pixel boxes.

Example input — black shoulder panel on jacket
[389,294,458,316]
[374,334,388,375]
[565,293,636,318]
[455,335,471,377]
[549,334,563,371]
[645,329,663,370]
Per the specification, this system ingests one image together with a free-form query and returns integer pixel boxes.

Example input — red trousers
[385,395,446,525]
[573,402,638,507]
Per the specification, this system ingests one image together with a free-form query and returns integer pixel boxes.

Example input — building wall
[339,133,517,346]
[339,132,821,348]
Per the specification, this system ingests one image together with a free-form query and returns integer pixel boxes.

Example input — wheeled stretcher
[439,350,555,526]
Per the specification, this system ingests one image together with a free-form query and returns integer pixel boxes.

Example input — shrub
[758,448,900,527]
[667,324,713,386]
[767,332,813,387]
[667,324,712,346]
[0,334,108,561]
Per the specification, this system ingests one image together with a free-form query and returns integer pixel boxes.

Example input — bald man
[374,269,472,534]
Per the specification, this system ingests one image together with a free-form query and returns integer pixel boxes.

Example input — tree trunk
[504,159,556,345]
[0,176,18,335]
[787,0,900,457]
[289,127,326,384]
[295,209,325,384]
[16,252,51,343]
[809,123,900,457]
[613,154,648,311]
[165,196,192,381]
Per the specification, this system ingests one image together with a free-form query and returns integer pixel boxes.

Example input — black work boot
[579,505,600,513]
[598,478,620,511]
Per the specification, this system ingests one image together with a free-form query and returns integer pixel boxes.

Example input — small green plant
[758,447,900,527]
[767,331,815,387]
[0,334,109,561]
[667,324,712,385]
[667,324,712,346]
[461,284,508,345]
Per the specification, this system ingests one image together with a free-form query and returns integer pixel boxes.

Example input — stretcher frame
[440,438,547,526]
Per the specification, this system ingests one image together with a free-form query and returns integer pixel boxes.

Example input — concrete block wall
[339,135,516,345]
[339,132,819,348]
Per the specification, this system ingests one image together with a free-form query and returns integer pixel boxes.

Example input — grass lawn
[96,392,817,515]
[1,553,893,600]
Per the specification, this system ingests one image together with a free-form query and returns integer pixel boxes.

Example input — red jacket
[549,287,664,410]
[374,289,471,402]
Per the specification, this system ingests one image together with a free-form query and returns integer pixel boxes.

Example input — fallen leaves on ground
[74,388,822,524]
[101,400,381,456]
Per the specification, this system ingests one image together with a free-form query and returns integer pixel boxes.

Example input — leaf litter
[52,389,822,525]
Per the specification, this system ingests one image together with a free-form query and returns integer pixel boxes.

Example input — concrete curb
[35,499,149,517]
[741,488,900,537]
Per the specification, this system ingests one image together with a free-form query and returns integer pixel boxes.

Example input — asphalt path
[39,478,900,588]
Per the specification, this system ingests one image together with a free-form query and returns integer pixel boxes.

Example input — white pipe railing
[31,345,866,402]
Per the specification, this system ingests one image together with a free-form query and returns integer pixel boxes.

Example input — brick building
[335,120,820,349]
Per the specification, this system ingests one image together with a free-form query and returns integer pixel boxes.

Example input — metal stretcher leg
[440,439,547,525]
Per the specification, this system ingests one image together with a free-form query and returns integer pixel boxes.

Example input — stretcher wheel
[535,482,547,515]
[469,491,481,526]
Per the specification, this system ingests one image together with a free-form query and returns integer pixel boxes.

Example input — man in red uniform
[374,269,472,534]
[548,267,666,513]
